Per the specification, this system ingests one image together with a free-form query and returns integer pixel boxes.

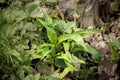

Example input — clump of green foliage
[0,0,102,80]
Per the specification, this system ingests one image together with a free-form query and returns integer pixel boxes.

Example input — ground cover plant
[0,0,120,80]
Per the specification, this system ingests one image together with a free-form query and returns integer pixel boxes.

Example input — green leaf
[36,18,47,27]
[59,67,70,79]
[72,35,88,51]
[58,34,73,44]
[33,43,54,59]
[33,47,52,59]
[57,52,85,65]
[71,54,85,64]
[78,29,102,37]
[57,52,71,64]
[37,19,57,44]
[63,43,70,53]
[59,66,78,79]
[45,26,57,44]
[58,34,87,51]
[86,44,102,62]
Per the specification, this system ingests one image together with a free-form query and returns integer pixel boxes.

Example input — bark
[80,0,99,29]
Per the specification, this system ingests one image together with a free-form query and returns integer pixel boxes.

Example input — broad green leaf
[57,52,85,65]
[71,54,85,64]
[33,47,52,59]
[58,34,87,51]
[57,52,76,66]
[45,26,57,44]
[72,35,88,51]
[33,43,54,59]
[66,52,85,64]
[59,67,70,79]
[63,43,70,53]
[86,44,102,62]
[58,34,76,44]
[65,52,73,64]
[57,52,71,64]
[37,19,57,44]
[59,66,78,79]
[78,29,102,37]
